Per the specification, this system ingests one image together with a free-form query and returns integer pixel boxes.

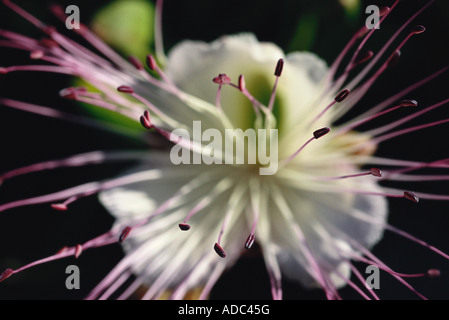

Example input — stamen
[326,23,374,85]
[427,269,440,277]
[56,246,69,254]
[145,54,157,71]
[75,244,83,259]
[334,89,350,103]
[59,88,140,121]
[387,50,401,68]
[317,168,382,181]
[50,194,85,211]
[245,234,256,250]
[130,171,224,233]
[59,87,84,100]
[50,203,68,211]
[330,224,429,300]
[128,55,144,71]
[268,58,284,111]
[145,54,177,90]
[215,184,246,259]
[336,99,418,135]
[119,226,132,243]
[30,50,44,60]
[50,4,143,73]
[349,1,398,62]
[385,173,449,183]
[347,207,449,263]
[0,150,148,185]
[139,110,152,129]
[178,223,191,231]
[212,74,231,112]
[274,58,284,77]
[228,75,264,116]
[89,177,229,299]
[370,168,383,177]
[399,99,418,107]
[238,74,246,91]
[404,191,419,203]
[373,24,425,76]
[342,66,447,126]
[264,249,283,300]
[38,38,59,49]
[123,55,155,82]
[379,6,391,17]
[116,84,180,128]
[117,85,134,94]
[412,25,426,34]
[270,184,338,298]
[313,127,331,139]
[2,231,118,286]
[0,65,72,75]
[341,4,434,100]
[365,97,449,138]
[348,263,379,300]
[332,265,371,300]
[0,268,14,283]
[212,73,231,85]
[380,157,449,180]
[98,269,133,300]
[351,254,437,279]
[281,127,331,167]
[371,117,449,146]
[352,50,374,68]
[61,87,100,98]
[245,179,262,252]
[404,192,449,201]
[213,243,226,258]
[48,4,65,21]
[310,90,349,126]
[331,188,422,203]
[179,180,233,232]
[0,169,164,213]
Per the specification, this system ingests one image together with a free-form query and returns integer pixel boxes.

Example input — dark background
[0,0,449,300]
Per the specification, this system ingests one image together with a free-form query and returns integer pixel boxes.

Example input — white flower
[94,33,387,300]
[0,0,448,300]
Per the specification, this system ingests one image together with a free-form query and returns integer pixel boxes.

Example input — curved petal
[98,156,249,297]
[165,33,328,134]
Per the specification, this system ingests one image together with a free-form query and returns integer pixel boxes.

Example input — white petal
[267,178,387,288]
[99,156,249,296]
[98,152,190,222]
[166,34,278,129]
[280,52,328,133]
[165,33,328,134]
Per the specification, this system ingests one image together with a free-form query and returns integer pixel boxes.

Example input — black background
[0,0,449,300]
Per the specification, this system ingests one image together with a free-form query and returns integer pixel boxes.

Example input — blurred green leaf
[339,0,361,22]
[288,12,319,52]
[91,0,155,60]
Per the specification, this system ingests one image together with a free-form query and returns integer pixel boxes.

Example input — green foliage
[91,0,155,60]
